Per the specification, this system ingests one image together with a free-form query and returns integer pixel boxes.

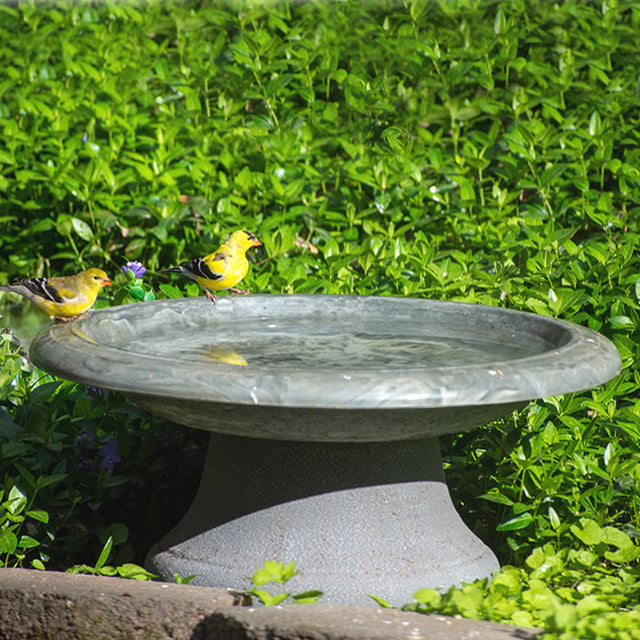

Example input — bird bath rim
[29,294,621,412]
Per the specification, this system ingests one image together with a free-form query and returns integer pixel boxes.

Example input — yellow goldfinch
[0,268,112,321]
[161,229,262,302]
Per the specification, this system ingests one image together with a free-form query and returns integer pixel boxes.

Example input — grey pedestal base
[146,433,499,605]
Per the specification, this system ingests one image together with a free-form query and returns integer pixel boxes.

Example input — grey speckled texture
[147,434,500,605]
[30,295,621,441]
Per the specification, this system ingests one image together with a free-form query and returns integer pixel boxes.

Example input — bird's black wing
[13,277,64,303]
[180,258,224,281]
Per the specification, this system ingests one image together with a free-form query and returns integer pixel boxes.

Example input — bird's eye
[93,275,102,280]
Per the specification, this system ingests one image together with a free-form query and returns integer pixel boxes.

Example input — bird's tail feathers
[159,266,185,274]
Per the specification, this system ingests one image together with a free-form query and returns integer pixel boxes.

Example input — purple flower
[77,457,94,473]
[98,438,121,472]
[122,261,146,278]
[182,444,204,468]
[76,429,93,452]
[82,132,88,143]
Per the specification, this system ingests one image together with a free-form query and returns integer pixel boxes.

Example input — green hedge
[1,1,640,637]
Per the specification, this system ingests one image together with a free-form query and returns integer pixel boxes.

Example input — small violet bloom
[75,428,93,452]
[77,457,94,473]
[182,444,205,468]
[122,261,146,279]
[82,132,88,144]
[98,438,121,472]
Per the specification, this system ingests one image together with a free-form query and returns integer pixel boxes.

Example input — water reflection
[123,321,537,372]
[204,344,248,367]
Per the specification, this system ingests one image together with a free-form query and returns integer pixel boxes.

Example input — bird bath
[30,295,621,605]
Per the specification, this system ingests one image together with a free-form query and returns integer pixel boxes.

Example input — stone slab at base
[0,568,245,639]
[0,569,541,640]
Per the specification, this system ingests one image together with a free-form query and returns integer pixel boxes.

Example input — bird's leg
[230,287,251,295]
[203,289,218,304]
[53,315,81,322]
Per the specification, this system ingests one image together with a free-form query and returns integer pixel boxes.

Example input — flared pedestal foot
[146,433,499,605]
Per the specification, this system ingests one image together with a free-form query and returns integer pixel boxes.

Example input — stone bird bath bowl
[30,295,621,604]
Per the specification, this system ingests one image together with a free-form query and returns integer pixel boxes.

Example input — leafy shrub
[0,0,639,637]
[0,330,206,570]
[401,524,640,639]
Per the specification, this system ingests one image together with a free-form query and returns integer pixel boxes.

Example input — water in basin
[124,317,538,371]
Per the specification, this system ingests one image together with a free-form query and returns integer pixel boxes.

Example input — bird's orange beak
[251,237,262,247]
[102,277,113,286]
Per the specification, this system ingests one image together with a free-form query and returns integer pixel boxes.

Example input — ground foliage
[1,0,640,637]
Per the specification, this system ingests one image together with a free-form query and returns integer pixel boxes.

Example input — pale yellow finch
[0,268,112,321]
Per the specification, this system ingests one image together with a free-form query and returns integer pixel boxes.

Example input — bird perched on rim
[160,229,262,303]
[0,268,113,322]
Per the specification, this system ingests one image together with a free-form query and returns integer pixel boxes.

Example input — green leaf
[5,486,26,515]
[36,474,67,491]
[29,381,63,403]
[605,546,640,563]
[576,594,611,617]
[173,573,198,584]
[18,535,40,549]
[0,529,18,555]
[71,217,94,241]
[14,463,36,489]
[571,519,603,546]
[609,315,635,330]
[116,563,156,580]
[409,0,428,21]
[252,590,288,607]
[251,559,290,587]
[101,522,129,546]
[158,284,184,299]
[602,526,633,549]
[65,564,95,575]
[95,536,113,570]
[497,512,534,532]
[491,567,522,595]
[291,589,323,603]
[494,8,507,34]
[479,490,514,506]
[547,506,561,531]
[25,510,49,524]
[368,593,392,607]
[181,86,201,111]
[588,111,603,137]
[458,177,476,202]
[412,588,442,606]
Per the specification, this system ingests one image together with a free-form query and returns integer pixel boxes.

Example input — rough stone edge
[0,568,245,640]
[203,604,543,640]
[0,568,542,640]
